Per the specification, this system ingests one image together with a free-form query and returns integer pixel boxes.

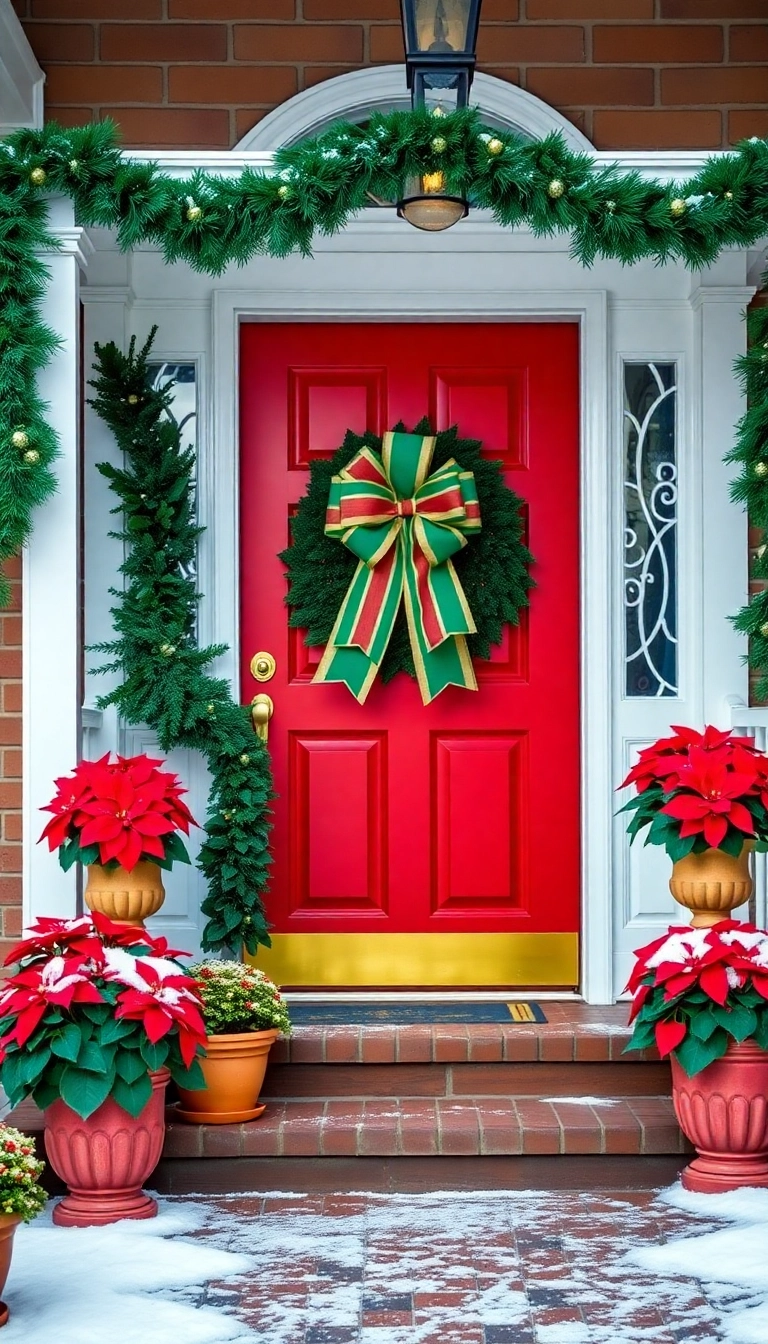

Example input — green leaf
[99,1016,138,1045]
[691,1011,719,1042]
[713,1002,758,1042]
[140,1037,169,1071]
[667,832,696,862]
[171,1056,206,1091]
[110,1072,152,1118]
[77,1038,114,1074]
[19,1045,51,1087]
[674,1029,730,1078]
[718,830,745,858]
[51,1021,83,1062]
[115,1048,149,1084]
[0,1052,28,1105]
[59,1065,115,1119]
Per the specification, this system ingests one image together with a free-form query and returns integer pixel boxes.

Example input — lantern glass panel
[411,0,473,54]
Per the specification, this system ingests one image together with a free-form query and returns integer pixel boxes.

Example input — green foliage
[89,332,273,955]
[728,306,768,697]
[190,960,292,1036]
[627,980,768,1077]
[281,424,534,682]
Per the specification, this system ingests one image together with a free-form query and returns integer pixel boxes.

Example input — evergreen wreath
[728,305,768,699]
[281,423,534,682]
[88,330,272,956]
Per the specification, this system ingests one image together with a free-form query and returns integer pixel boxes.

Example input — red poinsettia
[115,962,207,1068]
[618,725,768,860]
[39,753,197,873]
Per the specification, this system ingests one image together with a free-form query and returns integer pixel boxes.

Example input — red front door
[240,323,580,988]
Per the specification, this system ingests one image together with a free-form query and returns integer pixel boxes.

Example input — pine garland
[729,307,768,698]
[89,331,272,955]
[281,423,533,681]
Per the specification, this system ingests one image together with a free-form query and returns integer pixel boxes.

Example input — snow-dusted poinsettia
[0,914,206,1118]
[625,920,768,1074]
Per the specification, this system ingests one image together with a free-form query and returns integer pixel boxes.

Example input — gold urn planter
[669,843,753,927]
[84,860,165,927]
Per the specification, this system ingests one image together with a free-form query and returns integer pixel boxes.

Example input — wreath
[281,421,534,697]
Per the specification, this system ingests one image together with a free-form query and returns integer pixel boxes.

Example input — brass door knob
[250,651,276,682]
[251,693,274,743]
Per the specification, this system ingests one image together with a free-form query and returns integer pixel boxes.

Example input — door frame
[207,279,611,1002]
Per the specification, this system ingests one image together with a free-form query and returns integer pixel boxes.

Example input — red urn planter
[671,1040,768,1193]
[44,1068,169,1227]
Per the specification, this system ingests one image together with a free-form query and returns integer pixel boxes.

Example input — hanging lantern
[396,170,469,232]
[400,0,483,112]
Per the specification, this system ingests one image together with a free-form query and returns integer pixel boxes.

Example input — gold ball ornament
[725,190,734,200]
[127,394,139,405]
[277,184,292,200]
[547,179,565,200]
[11,431,29,450]
[239,753,250,765]
[431,136,447,154]
[23,449,40,465]
[606,200,617,214]
[486,137,504,157]
[186,204,202,221]
[670,197,687,218]
[68,159,79,172]
[431,106,446,118]
[761,623,768,638]
[207,702,216,713]
[159,643,176,657]
[223,811,232,822]
[29,167,46,186]
[755,462,768,478]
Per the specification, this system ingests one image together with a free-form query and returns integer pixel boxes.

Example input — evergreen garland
[89,331,272,955]
[728,306,768,699]
[281,424,533,681]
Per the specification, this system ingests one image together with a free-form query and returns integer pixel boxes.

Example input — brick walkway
[186,1188,738,1343]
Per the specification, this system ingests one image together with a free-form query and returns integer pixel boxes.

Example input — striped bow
[314,431,481,704]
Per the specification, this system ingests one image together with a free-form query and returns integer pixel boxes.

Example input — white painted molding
[234,65,594,152]
[0,0,43,135]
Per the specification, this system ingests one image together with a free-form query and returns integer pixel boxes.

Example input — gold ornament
[127,394,139,405]
[239,753,250,765]
[431,106,446,118]
[725,190,734,200]
[206,702,216,713]
[755,462,768,478]
[670,197,687,217]
[11,430,29,449]
[606,200,617,213]
[186,204,202,221]
[486,137,504,157]
[23,449,40,465]
[159,643,176,656]
[223,811,231,822]
[547,179,565,199]
[760,623,768,638]
[29,167,46,186]
[277,184,291,200]
[68,159,79,171]
[431,136,447,153]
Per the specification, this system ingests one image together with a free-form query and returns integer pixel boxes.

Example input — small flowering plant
[0,915,207,1120]
[39,753,197,874]
[190,961,291,1037]
[0,1124,46,1223]
[618,725,768,860]
[626,920,768,1075]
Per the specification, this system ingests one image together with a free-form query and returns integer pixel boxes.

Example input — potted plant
[619,724,768,925]
[626,918,768,1192]
[175,961,291,1124]
[39,752,197,926]
[0,1124,47,1327]
[0,914,206,1226]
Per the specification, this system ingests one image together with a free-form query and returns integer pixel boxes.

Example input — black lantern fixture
[396,0,483,232]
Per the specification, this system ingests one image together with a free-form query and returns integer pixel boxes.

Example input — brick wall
[11,0,768,152]
[0,557,22,966]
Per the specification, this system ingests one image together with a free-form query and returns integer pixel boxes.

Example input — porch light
[397,0,482,232]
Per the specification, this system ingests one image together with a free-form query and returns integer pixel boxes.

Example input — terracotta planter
[0,1214,21,1327]
[669,843,752,927]
[84,859,165,926]
[671,1040,768,1192]
[176,1029,279,1124]
[44,1068,170,1227]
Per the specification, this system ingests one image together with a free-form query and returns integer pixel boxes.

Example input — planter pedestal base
[52,1189,159,1227]
[681,1152,768,1194]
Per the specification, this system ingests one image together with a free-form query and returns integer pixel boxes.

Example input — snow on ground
[7,1183,768,1343]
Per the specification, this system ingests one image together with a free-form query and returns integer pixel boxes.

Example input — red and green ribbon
[314,431,482,704]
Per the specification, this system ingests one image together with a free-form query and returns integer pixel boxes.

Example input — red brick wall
[11,0,768,151]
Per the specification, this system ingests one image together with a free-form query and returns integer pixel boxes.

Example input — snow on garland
[89,332,272,955]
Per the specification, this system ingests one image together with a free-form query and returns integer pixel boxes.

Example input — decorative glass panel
[624,361,678,698]
[147,362,198,632]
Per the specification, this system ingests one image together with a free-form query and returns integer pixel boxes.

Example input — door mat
[287,1001,547,1025]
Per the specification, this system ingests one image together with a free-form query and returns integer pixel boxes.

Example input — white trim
[0,0,43,135]
[235,65,594,153]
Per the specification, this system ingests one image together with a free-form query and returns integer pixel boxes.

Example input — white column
[690,264,755,727]
[22,197,92,924]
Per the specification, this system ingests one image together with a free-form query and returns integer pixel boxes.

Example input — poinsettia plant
[0,915,206,1119]
[39,753,197,873]
[618,724,768,861]
[625,920,768,1075]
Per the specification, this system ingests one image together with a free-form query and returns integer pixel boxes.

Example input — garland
[281,424,533,685]
[729,306,768,697]
[89,331,272,955]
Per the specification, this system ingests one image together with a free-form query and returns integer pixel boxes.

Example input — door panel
[239,322,580,986]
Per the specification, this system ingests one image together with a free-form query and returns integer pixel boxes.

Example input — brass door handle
[251,693,274,743]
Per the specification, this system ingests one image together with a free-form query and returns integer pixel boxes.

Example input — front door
[239,323,580,988]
